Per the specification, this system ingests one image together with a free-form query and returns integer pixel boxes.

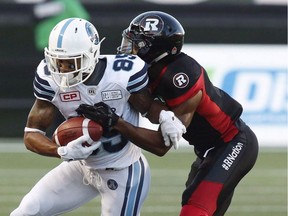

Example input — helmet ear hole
[167,25,173,32]
[171,47,178,55]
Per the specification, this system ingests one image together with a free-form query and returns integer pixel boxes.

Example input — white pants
[10,153,150,216]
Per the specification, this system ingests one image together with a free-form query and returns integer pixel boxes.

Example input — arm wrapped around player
[76,102,119,130]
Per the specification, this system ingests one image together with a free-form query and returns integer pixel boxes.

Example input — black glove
[76,102,119,129]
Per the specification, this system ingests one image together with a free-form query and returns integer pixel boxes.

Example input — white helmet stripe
[57,18,75,48]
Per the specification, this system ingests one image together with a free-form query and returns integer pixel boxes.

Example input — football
[52,116,103,146]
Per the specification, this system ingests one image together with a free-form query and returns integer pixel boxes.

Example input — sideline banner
[140,45,287,147]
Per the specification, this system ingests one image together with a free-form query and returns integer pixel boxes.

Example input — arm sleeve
[33,62,56,102]
[127,63,149,94]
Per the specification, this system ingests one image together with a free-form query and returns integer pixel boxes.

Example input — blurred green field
[0,141,287,216]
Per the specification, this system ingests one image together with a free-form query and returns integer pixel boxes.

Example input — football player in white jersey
[10,18,185,216]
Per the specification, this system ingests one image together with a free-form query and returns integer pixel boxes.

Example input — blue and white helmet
[44,18,104,89]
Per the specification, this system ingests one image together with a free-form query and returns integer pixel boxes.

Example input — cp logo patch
[173,73,189,88]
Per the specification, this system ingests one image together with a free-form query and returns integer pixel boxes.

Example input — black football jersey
[148,53,243,152]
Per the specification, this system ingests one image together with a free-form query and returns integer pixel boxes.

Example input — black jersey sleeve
[151,53,203,108]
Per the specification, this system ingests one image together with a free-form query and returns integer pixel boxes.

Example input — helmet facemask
[117,26,152,57]
[44,47,98,91]
[117,30,134,54]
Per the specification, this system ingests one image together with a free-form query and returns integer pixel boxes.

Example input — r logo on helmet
[140,15,164,35]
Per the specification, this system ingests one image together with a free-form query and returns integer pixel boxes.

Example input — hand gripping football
[52,116,103,146]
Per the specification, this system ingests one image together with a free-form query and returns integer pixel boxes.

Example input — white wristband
[24,127,46,135]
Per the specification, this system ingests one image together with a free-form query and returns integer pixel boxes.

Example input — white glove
[159,110,186,149]
[57,135,101,161]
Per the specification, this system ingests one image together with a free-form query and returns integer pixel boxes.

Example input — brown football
[52,116,103,146]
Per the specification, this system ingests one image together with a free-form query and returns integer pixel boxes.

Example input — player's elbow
[23,133,35,152]
[153,146,170,157]
[23,132,44,154]
[155,151,167,157]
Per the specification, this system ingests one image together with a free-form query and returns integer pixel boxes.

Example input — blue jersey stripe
[34,88,53,101]
[33,74,55,101]
[57,18,75,48]
[132,157,145,215]
[33,84,54,101]
[34,73,54,91]
[121,166,133,216]
[127,71,148,88]
[127,65,149,93]
[33,80,54,97]
[125,159,144,215]
[128,76,149,93]
[120,159,145,216]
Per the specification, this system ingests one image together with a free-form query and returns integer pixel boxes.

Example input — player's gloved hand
[159,110,186,149]
[57,135,101,161]
[76,102,119,130]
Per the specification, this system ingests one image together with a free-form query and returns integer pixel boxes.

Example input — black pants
[182,122,259,216]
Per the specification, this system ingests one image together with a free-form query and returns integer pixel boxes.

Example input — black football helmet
[118,11,185,64]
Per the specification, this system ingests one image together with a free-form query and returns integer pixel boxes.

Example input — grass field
[0,140,287,216]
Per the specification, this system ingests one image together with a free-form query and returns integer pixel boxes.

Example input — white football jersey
[33,54,149,169]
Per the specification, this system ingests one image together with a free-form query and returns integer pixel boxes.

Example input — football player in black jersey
[77,11,259,216]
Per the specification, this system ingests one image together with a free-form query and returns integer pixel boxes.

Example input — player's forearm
[114,118,170,156]
[129,93,168,124]
[24,132,60,158]
[145,100,168,124]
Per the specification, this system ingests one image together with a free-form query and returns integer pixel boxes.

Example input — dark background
[0,1,286,137]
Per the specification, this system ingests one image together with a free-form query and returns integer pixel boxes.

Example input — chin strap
[60,76,68,92]
[151,52,169,64]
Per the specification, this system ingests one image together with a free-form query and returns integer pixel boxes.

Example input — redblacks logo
[173,72,189,88]
[60,91,81,102]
